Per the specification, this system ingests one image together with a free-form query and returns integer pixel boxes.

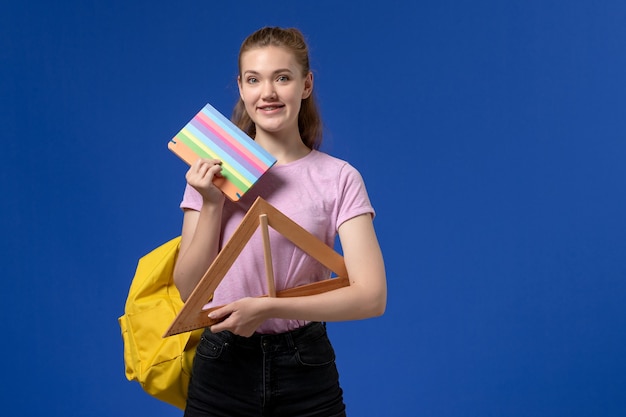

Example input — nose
[261,81,277,100]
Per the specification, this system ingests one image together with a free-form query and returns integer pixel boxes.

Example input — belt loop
[285,331,295,349]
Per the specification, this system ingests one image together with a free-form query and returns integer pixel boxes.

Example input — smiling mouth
[259,105,284,111]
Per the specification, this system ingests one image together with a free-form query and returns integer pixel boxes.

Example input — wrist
[200,197,224,213]
[259,296,277,321]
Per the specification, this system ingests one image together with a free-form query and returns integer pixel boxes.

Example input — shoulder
[308,150,363,178]
[308,151,372,213]
[309,149,348,166]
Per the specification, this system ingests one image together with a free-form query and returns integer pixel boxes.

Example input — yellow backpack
[118,236,203,410]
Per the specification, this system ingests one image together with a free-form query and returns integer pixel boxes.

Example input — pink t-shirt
[180,150,374,334]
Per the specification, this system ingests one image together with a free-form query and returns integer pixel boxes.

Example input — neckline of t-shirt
[270,149,318,170]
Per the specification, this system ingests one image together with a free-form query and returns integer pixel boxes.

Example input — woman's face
[238,46,312,139]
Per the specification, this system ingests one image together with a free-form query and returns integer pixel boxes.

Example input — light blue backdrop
[2,1,625,416]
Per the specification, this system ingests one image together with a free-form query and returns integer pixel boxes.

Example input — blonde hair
[231,27,323,150]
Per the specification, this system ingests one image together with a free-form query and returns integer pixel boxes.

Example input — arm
[173,159,225,301]
[209,213,387,335]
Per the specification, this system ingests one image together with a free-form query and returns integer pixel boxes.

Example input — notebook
[168,103,277,201]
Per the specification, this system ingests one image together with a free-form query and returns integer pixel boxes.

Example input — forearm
[263,278,387,323]
[174,203,223,300]
[207,278,386,336]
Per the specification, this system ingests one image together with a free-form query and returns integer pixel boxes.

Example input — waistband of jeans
[218,321,326,349]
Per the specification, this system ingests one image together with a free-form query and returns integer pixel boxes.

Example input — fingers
[208,305,230,321]
[201,159,223,176]
[186,159,225,202]
[204,305,231,333]
[188,158,222,181]
[207,298,266,337]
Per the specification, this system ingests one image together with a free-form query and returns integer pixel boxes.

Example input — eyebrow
[243,68,295,76]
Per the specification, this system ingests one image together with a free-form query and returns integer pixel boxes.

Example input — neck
[255,130,311,164]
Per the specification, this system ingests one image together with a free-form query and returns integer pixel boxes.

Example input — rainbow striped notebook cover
[169,103,277,201]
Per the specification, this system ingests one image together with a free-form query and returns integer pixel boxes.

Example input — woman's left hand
[207,297,268,337]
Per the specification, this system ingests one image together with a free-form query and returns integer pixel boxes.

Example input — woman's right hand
[186,158,226,204]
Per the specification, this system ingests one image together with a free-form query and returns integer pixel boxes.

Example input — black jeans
[184,322,346,417]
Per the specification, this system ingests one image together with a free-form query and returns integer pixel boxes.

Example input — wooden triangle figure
[164,197,349,337]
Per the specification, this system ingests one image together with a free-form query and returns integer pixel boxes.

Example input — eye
[246,77,258,84]
[276,75,290,83]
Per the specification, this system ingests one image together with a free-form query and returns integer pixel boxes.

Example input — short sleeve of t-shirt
[335,162,375,228]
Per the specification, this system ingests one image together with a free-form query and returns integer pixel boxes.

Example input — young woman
[173,26,387,417]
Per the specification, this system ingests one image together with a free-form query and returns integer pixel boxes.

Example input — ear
[237,75,244,101]
[302,72,313,99]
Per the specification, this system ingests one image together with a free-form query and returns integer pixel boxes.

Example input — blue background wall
[2,1,625,416]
